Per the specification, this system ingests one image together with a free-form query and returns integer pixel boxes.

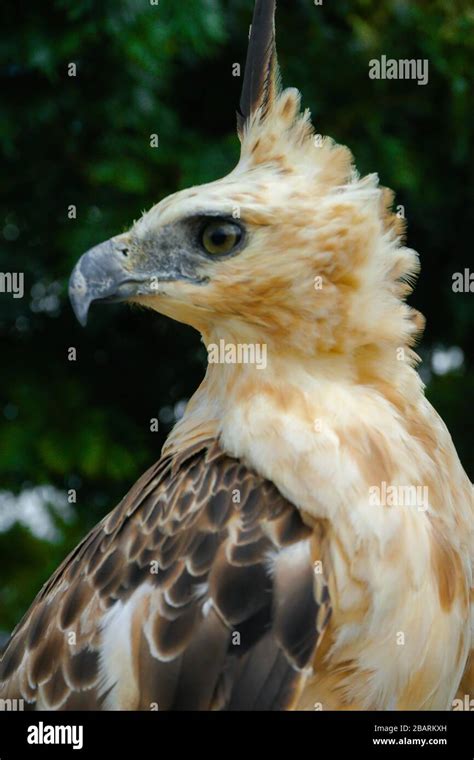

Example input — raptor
[0,0,472,710]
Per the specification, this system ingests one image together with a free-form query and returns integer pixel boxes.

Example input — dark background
[0,0,473,639]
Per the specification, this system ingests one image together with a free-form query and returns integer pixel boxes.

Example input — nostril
[118,247,129,258]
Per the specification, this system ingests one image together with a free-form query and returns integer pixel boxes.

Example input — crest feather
[237,0,280,138]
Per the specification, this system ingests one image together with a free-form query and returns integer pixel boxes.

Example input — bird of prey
[1,0,472,711]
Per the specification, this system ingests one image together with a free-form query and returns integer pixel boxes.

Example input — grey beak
[69,239,148,326]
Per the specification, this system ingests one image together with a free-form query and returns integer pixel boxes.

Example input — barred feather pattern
[0,440,331,710]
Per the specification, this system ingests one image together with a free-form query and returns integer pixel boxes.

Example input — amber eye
[201,220,242,255]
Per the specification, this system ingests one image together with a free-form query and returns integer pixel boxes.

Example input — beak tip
[69,294,90,327]
[68,271,91,327]
[76,310,89,328]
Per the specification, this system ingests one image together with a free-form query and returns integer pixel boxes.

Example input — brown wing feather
[0,440,331,710]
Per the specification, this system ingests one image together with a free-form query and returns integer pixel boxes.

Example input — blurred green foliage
[0,0,473,635]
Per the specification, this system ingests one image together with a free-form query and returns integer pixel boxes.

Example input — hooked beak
[69,239,151,326]
[69,235,208,326]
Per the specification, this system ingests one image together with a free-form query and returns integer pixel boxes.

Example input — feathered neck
[163,338,424,458]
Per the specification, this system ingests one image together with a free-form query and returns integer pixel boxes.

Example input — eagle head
[69,0,423,358]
